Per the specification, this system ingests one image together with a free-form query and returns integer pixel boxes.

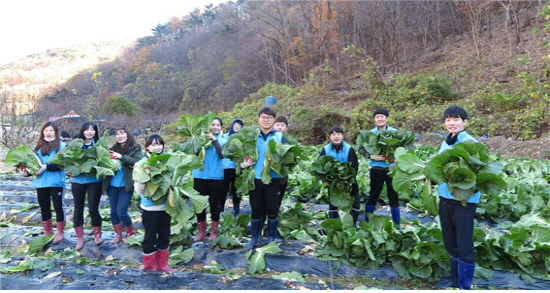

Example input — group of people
[20,105,478,288]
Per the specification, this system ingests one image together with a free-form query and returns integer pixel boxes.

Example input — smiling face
[374,114,388,130]
[273,122,288,133]
[146,139,164,154]
[43,126,56,140]
[258,113,275,133]
[445,116,467,136]
[329,132,344,146]
[116,130,128,144]
[210,119,222,135]
[83,126,96,141]
[232,122,242,133]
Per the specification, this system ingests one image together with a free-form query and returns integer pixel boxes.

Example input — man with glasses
[240,107,289,250]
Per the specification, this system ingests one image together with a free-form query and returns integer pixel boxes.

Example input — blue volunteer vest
[32,141,67,189]
[368,125,397,168]
[192,132,227,180]
[254,131,283,180]
[323,141,351,163]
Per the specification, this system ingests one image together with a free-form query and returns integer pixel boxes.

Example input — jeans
[106,186,133,227]
[37,187,65,222]
[72,181,103,227]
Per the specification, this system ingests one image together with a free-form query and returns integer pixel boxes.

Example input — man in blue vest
[319,126,361,227]
[240,107,289,250]
[358,108,402,229]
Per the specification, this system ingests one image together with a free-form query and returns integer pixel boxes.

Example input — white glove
[17,165,30,177]
[109,151,122,159]
[134,182,146,194]
[34,164,47,177]
[370,154,386,161]
[240,157,255,169]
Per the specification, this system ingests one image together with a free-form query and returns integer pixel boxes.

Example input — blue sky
[0,0,221,65]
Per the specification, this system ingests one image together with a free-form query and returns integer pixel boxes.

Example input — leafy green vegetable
[168,246,195,267]
[175,111,217,169]
[310,155,357,212]
[47,138,120,178]
[245,242,282,274]
[261,139,302,184]
[27,235,54,254]
[356,129,415,161]
[222,126,260,195]
[5,145,41,174]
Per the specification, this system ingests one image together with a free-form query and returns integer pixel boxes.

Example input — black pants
[37,187,65,222]
[194,178,223,222]
[72,181,103,227]
[366,168,399,208]
[142,210,171,254]
[279,180,288,207]
[328,182,361,212]
[439,197,477,264]
[220,169,241,211]
[249,178,281,221]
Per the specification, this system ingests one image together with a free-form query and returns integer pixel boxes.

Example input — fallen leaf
[105,255,116,261]
[44,271,62,279]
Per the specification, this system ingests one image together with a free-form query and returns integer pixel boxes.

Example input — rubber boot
[267,218,279,244]
[244,219,264,250]
[53,221,65,244]
[437,255,458,288]
[458,259,475,290]
[193,221,208,242]
[364,205,376,222]
[143,251,157,271]
[156,249,177,272]
[93,226,104,245]
[233,203,240,220]
[42,219,54,236]
[110,223,123,244]
[390,207,403,230]
[124,224,136,244]
[328,210,339,219]
[207,221,219,241]
[351,210,359,228]
[74,226,85,251]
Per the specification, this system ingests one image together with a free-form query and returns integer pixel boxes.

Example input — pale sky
[0,0,222,65]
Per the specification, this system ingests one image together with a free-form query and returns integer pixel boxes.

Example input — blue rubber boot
[244,219,264,250]
[267,218,279,243]
[458,259,475,290]
[390,207,403,230]
[437,255,458,288]
[364,205,375,222]
[233,204,240,220]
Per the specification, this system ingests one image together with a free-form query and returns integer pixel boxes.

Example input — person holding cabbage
[18,122,67,244]
[134,134,177,272]
[192,117,227,242]
[102,128,143,244]
[435,106,478,290]
[220,118,244,219]
[71,122,105,250]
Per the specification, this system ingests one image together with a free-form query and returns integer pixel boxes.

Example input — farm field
[1,138,550,290]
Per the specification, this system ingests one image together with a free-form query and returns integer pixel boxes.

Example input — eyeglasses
[260,115,274,120]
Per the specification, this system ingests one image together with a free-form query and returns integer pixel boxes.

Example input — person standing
[19,122,67,244]
[319,126,361,227]
[437,106,478,289]
[359,108,402,228]
[192,117,227,242]
[103,128,143,244]
[273,116,290,207]
[71,122,104,250]
[241,107,289,250]
[135,134,176,272]
[220,118,244,219]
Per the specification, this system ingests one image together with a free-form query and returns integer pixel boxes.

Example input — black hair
[35,121,61,155]
[112,127,140,154]
[78,121,100,142]
[258,107,277,118]
[144,134,164,154]
[373,108,390,118]
[274,116,288,126]
[443,106,468,121]
[328,126,344,136]
[213,117,223,127]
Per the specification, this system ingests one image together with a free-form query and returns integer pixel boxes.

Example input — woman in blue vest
[240,107,289,250]
[71,122,104,250]
[220,118,243,219]
[318,126,361,227]
[192,117,227,242]
[437,106,477,290]
[135,134,176,271]
[103,128,143,244]
[19,122,67,244]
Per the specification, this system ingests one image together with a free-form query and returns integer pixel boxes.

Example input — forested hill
[4,1,550,145]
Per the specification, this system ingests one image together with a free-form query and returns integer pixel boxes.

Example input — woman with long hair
[71,121,104,250]
[135,134,176,271]
[103,128,142,244]
[22,122,67,244]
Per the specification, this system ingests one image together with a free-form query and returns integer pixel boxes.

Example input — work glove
[109,151,122,159]
[134,182,146,194]
[240,157,255,169]
[17,165,30,177]
[34,164,47,177]
[370,154,386,161]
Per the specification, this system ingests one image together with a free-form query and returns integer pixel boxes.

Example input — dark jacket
[102,144,143,193]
